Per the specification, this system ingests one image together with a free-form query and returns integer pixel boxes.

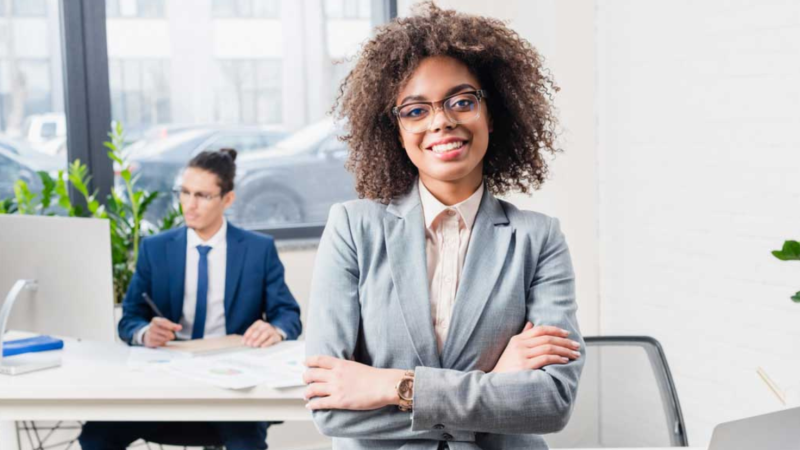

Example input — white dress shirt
[135,220,229,344]
[419,180,484,353]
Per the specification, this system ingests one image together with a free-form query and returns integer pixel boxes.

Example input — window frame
[60,0,397,244]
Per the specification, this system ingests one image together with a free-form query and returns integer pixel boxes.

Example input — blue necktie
[192,245,213,340]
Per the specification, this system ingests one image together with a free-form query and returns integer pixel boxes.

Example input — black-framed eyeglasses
[392,89,488,134]
[172,188,223,204]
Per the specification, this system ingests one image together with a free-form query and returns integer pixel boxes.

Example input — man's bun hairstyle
[187,148,238,194]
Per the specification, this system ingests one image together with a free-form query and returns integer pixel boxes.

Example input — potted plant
[0,122,183,303]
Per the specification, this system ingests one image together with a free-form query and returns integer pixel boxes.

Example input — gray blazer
[306,183,584,449]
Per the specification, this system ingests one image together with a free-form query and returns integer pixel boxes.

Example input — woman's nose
[428,106,456,132]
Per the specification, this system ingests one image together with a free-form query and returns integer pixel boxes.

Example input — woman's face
[395,56,491,188]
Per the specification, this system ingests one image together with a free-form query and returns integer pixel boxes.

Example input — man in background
[79,148,302,450]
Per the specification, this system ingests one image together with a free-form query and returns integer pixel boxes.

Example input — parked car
[17,113,67,145]
[0,135,66,175]
[225,119,357,230]
[120,125,288,221]
[0,147,44,200]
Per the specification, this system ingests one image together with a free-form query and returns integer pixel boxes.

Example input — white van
[20,113,66,145]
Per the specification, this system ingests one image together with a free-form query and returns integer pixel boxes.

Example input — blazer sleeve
[410,217,585,435]
[306,204,475,442]
[263,237,302,340]
[118,239,155,345]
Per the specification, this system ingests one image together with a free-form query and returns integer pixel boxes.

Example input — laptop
[708,406,800,450]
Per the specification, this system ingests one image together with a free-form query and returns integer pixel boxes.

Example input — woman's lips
[427,140,468,161]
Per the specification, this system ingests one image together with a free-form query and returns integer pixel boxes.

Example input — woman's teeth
[431,141,465,153]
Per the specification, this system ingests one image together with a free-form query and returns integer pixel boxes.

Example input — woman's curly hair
[333,1,561,203]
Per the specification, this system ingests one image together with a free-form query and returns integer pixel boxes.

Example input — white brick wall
[597,0,800,445]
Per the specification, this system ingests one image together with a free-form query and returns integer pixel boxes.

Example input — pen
[757,366,787,405]
[142,292,166,318]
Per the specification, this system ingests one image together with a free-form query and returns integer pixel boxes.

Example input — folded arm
[306,207,583,438]
[412,218,583,434]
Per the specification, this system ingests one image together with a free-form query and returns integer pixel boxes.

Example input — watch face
[399,378,414,400]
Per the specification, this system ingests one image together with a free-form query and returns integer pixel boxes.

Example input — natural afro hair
[333,1,561,203]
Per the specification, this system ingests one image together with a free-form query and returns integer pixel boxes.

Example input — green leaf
[106,149,123,165]
[139,191,159,217]
[792,292,800,303]
[13,180,36,215]
[37,171,57,212]
[772,240,800,261]
[120,169,131,184]
[68,160,90,198]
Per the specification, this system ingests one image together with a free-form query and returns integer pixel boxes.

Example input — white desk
[1,336,709,450]
[0,335,308,422]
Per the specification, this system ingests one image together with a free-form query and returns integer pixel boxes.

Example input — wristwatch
[396,370,415,412]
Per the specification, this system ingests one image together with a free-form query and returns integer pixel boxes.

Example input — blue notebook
[2,335,64,357]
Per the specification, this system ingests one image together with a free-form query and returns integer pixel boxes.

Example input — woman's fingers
[522,336,581,351]
[526,355,570,370]
[303,381,332,401]
[520,325,570,340]
[306,397,336,410]
[526,343,580,360]
[305,355,338,369]
[302,368,331,384]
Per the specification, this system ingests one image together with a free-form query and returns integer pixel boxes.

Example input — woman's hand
[491,322,581,373]
[303,355,406,411]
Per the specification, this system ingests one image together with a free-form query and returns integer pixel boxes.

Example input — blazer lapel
[385,184,441,369]
[441,190,513,368]
[166,227,187,322]
[224,224,247,322]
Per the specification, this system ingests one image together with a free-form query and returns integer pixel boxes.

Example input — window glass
[0,0,67,208]
[107,0,370,231]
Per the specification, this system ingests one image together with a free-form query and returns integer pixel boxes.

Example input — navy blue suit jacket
[118,223,302,344]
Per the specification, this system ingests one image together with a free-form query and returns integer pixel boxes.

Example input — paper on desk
[127,347,191,370]
[163,341,306,390]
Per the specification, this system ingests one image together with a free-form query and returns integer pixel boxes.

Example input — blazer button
[442,433,454,440]
[433,424,445,430]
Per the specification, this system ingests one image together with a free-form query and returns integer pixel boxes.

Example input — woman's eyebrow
[398,83,478,105]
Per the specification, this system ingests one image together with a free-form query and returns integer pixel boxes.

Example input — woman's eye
[402,107,428,119]
[450,99,475,111]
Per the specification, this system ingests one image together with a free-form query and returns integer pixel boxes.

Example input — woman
[304,3,584,449]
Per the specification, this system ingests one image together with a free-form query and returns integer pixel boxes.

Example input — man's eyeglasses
[392,89,488,134]
[172,188,223,204]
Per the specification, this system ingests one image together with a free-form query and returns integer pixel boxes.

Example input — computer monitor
[0,215,116,345]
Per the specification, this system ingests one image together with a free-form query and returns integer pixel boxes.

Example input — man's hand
[303,355,405,411]
[491,322,581,373]
[143,317,182,348]
[242,320,284,347]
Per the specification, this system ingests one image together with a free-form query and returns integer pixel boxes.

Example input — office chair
[546,336,689,448]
